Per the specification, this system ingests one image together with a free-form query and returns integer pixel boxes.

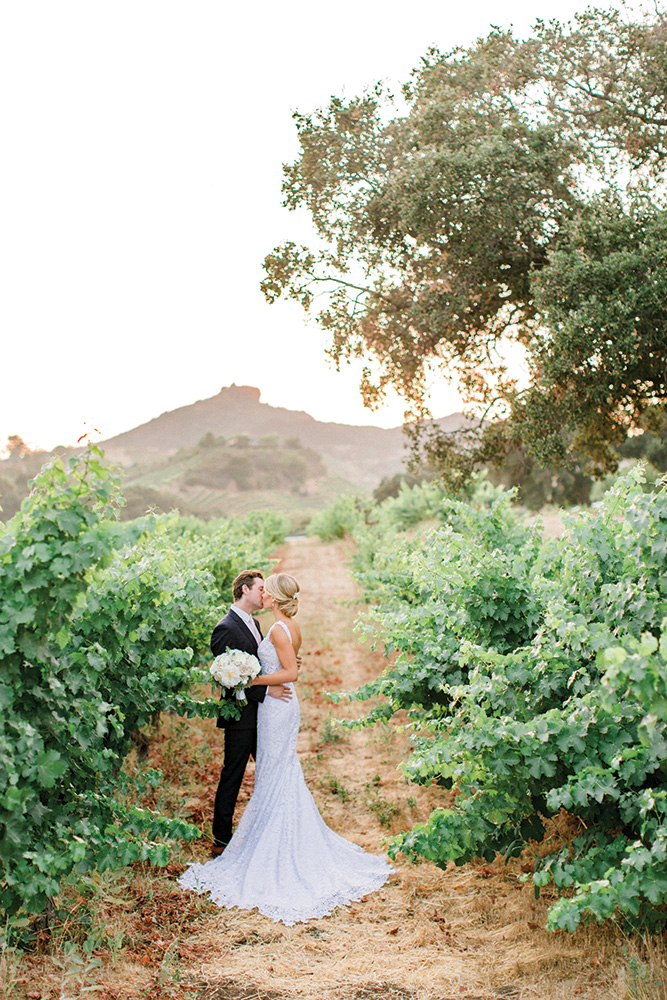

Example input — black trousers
[212,725,257,845]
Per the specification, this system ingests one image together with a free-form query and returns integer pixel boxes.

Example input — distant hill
[1,387,466,528]
[102,384,466,488]
[116,431,360,529]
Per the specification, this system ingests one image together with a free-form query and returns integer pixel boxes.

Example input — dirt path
[173,537,490,1000]
[164,538,624,1000]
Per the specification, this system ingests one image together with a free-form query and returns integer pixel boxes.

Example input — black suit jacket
[211,609,266,730]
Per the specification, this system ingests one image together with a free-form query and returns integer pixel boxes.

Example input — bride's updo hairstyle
[264,573,300,618]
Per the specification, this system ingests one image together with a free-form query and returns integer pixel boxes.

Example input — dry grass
[5,537,667,1000]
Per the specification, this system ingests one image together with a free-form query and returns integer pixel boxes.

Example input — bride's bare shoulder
[269,618,302,651]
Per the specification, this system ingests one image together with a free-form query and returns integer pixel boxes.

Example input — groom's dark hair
[232,569,264,601]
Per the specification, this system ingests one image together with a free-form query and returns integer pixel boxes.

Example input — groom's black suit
[211,608,267,846]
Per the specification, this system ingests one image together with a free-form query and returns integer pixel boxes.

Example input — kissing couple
[178,569,393,925]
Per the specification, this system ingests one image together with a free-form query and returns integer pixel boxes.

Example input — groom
[210,569,292,855]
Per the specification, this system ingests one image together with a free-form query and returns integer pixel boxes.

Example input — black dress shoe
[210,840,227,858]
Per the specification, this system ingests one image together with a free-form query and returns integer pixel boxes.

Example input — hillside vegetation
[118,432,357,529]
[3,382,665,526]
[0,432,360,530]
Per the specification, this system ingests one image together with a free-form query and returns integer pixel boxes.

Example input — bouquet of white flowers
[210,649,261,706]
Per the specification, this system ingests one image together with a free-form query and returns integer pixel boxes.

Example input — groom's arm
[210,621,235,657]
[245,682,267,704]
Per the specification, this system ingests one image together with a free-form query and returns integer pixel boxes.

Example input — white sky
[0,0,629,450]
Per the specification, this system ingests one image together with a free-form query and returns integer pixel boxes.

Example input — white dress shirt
[230,604,262,646]
[229,605,263,700]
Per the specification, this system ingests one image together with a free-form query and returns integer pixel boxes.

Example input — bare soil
[9,538,667,1000]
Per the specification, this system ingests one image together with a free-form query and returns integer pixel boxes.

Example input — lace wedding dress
[178,621,394,925]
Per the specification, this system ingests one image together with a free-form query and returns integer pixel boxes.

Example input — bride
[178,572,394,925]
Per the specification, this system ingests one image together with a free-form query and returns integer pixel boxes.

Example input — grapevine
[0,447,282,920]
[340,470,667,930]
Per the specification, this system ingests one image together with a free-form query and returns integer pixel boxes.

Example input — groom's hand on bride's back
[268,684,293,701]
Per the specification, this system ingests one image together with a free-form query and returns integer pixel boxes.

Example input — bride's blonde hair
[264,573,300,618]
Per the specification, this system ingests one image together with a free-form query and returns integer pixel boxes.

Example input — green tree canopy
[263,6,667,482]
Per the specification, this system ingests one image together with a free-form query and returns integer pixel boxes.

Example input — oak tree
[263,6,667,481]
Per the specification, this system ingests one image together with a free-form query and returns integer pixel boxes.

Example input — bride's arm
[250,626,298,686]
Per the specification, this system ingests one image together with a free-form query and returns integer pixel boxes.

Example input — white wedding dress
[178,621,394,925]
